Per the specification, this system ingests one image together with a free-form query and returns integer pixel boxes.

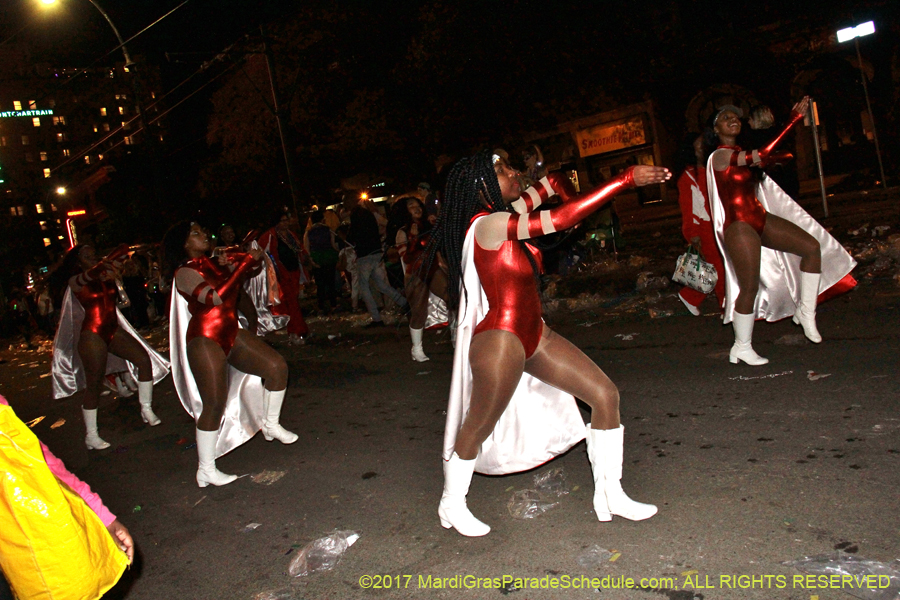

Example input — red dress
[176,254,258,354]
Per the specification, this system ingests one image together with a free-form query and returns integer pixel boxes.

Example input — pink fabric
[0,395,115,526]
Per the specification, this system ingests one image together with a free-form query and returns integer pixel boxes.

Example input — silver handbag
[672,246,717,294]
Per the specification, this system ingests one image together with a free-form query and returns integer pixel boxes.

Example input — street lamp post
[837,21,887,190]
[40,0,133,66]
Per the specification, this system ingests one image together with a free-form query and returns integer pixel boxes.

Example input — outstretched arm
[175,252,261,305]
[478,166,669,250]
[715,97,809,171]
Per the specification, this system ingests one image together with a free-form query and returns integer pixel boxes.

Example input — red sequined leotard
[471,168,636,357]
[176,254,260,355]
[714,110,804,235]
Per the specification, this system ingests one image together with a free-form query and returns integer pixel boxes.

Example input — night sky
[2,0,897,226]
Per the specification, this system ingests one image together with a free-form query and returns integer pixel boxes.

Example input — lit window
[52,116,66,126]
[21,135,30,145]
[0,137,6,146]
[150,91,156,99]
[13,101,22,110]
[124,136,133,145]
[58,235,65,240]
[98,154,104,161]
[42,168,51,178]
[115,94,127,100]
[8,207,15,216]
[43,238,51,247]
[40,151,48,161]
[159,134,164,142]
[93,125,98,133]
[102,123,110,132]
[25,153,34,162]
[51,205,58,212]
[36,204,44,214]
[32,117,41,127]
[40,221,48,230]
[121,121,129,130]
[118,106,124,115]
[62,149,70,157]
[56,132,66,142]
[100,108,107,116]
[28,100,36,109]
[84,156,91,164]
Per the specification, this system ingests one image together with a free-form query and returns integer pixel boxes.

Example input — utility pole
[260,24,302,217]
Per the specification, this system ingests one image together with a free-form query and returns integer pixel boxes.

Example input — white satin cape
[51,288,171,400]
[442,217,587,475]
[169,267,269,458]
[708,153,857,324]
[238,248,290,335]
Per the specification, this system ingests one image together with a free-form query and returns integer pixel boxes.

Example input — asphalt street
[1,191,898,600]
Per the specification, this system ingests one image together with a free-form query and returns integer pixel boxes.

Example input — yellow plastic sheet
[0,404,128,600]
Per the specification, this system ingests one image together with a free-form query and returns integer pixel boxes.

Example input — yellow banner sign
[576,117,646,157]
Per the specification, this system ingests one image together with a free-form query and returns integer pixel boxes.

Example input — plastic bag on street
[507,489,559,519]
[288,530,359,577]
[577,545,613,569]
[784,553,900,600]
[533,467,570,497]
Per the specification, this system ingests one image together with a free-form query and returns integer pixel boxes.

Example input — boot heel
[595,512,612,522]
[439,518,452,529]
[729,355,739,364]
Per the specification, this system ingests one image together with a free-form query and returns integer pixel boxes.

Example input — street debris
[648,308,674,319]
[533,467,570,497]
[253,589,297,600]
[784,553,900,600]
[775,334,808,346]
[288,530,360,577]
[576,545,613,569]
[251,470,287,485]
[50,418,65,429]
[807,370,832,381]
[614,333,639,341]
[729,370,793,381]
[242,523,262,533]
[507,489,560,519]
[25,416,44,428]
[636,272,669,291]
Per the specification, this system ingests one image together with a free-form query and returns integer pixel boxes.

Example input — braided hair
[418,150,540,312]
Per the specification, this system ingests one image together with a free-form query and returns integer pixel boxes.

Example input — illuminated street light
[56,186,67,195]
[837,20,887,189]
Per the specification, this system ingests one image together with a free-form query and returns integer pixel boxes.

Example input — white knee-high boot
[585,425,657,521]
[138,380,161,426]
[438,453,490,537]
[195,428,237,487]
[410,327,430,362]
[793,271,822,343]
[82,407,110,450]
[729,312,769,365]
[262,389,298,444]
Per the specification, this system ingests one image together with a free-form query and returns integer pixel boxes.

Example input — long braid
[418,150,541,313]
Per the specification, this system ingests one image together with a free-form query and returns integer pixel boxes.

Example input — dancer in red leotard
[164,222,297,488]
[419,151,669,536]
[707,98,856,365]
[50,244,170,450]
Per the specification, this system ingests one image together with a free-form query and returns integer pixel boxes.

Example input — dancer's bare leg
[453,330,525,460]
[760,214,821,273]
[108,329,153,382]
[724,221,762,315]
[227,330,288,391]
[187,336,229,431]
[524,325,619,430]
[78,331,109,411]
